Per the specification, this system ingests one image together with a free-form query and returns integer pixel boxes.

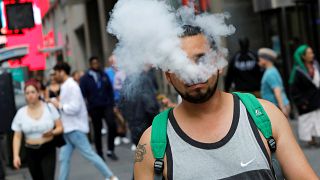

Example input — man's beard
[174,74,219,104]
[55,76,63,84]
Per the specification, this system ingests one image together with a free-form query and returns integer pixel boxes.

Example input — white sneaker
[106,176,119,180]
[121,137,130,144]
[101,128,107,135]
[131,144,136,151]
[114,137,121,146]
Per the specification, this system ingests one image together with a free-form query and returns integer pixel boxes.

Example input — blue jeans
[58,131,113,180]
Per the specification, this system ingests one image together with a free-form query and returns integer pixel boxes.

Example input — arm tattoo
[134,143,147,163]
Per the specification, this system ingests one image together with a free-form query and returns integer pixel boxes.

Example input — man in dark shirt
[225,37,263,96]
[119,68,159,146]
[80,57,118,160]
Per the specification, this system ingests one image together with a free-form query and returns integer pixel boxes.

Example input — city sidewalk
[5,142,134,180]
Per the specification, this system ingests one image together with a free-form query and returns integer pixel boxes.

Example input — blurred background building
[41,0,118,71]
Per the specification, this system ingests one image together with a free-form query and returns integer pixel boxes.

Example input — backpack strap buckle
[154,159,164,175]
[267,136,277,153]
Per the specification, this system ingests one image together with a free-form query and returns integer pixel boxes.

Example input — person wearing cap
[258,48,290,118]
[225,37,263,97]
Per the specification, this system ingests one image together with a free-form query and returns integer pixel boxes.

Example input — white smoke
[107,0,235,85]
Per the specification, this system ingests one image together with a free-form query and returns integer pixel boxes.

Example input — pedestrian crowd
[5,41,320,180]
[3,24,319,180]
[5,39,320,180]
[226,39,320,147]
[8,50,163,180]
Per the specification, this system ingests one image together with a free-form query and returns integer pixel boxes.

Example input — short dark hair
[89,56,99,64]
[180,25,217,49]
[180,25,203,37]
[53,62,71,75]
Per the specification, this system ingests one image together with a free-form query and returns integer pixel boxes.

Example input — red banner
[39,0,49,18]
[4,0,46,71]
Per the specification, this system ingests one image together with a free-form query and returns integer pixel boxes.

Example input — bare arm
[43,119,63,138]
[134,127,168,179]
[134,127,154,179]
[53,119,63,135]
[44,88,50,101]
[273,88,284,109]
[260,100,318,180]
[12,132,22,169]
[273,88,289,117]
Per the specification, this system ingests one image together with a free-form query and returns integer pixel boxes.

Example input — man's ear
[165,72,172,85]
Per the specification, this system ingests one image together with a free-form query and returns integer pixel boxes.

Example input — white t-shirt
[11,103,60,140]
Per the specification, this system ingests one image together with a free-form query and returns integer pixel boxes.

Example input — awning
[38,46,63,53]
[0,45,29,63]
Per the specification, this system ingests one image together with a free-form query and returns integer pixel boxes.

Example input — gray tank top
[166,95,274,179]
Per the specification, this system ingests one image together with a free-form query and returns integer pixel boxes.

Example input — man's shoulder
[265,68,279,78]
[16,106,27,116]
[258,99,279,114]
[80,71,91,80]
[105,67,114,75]
[64,78,80,89]
[257,99,284,136]
[140,126,152,143]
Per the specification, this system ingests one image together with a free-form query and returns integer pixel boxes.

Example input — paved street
[5,141,134,180]
[4,120,320,180]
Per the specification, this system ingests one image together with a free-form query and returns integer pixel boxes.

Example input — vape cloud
[107,0,235,85]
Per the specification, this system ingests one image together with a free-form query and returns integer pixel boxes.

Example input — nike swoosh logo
[240,158,255,167]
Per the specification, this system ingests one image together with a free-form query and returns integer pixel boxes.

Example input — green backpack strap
[232,92,276,153]
[151,108,172,180]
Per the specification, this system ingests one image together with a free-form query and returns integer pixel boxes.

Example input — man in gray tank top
[133,25,317,179]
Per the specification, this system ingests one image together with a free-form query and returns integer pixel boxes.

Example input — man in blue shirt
[258,48,290,117]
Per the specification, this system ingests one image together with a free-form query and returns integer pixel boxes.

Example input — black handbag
[46,103,66,148]
[52,134,66,147]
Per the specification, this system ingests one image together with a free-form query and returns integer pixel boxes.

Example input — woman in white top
[12,80,63,180]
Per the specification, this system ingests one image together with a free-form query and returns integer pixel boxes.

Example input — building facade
[42,0,117,72]
[42,0,320,93]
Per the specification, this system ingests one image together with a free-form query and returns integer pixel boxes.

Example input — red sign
[43,30,55,47]
[3,0,46,71]
[39,0,49,18]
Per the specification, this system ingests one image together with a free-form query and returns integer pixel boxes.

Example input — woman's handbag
[52,134,66,147]
[114,108,127,135]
